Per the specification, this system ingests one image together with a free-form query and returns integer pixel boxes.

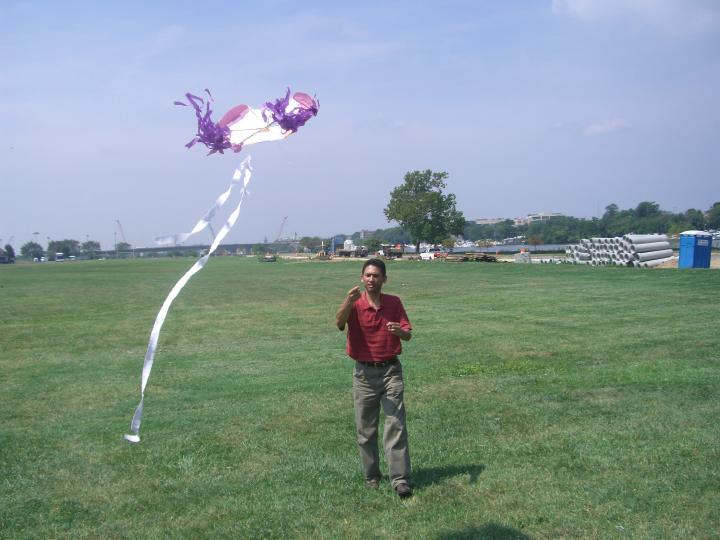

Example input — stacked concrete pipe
[564,234,674,267]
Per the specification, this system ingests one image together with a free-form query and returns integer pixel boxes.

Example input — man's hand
[336,286,362,330]
[347,286,361,304]
[387,321,411,341]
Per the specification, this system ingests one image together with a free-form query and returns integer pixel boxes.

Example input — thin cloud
[552,0,720,36]
[584,118,629,136]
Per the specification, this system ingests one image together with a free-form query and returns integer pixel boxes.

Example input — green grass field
[1,258,718,539]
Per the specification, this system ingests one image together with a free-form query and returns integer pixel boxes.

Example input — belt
[356,357,399,368]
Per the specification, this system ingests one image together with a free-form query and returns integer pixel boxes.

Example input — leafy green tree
[48,239,80,259]
[298,236,329,252]
[82,240,101,252]
[252,243,266,255]
[441,238,455,250]
[298,236,312,251]
[116,241,131,252]
[368,227,412,245]
[668,221,692,236]
[384,170,465,254]
[631,201,676,234]
[635,201,660,218]
[81,240,101,258]
[603,203,619,218]
[706,202,720,229]
[491,220,518,241]
[364,237,382,253]
[465,219,523,243]
[21,241,44,259]
[682,209,704,230]
[602,206,637,236]
[527,234,543,247]
[4,244,15,259]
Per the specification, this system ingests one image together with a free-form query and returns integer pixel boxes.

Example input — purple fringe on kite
[265,88,319,133]
[175,90,233,155]
[177,88,318,155]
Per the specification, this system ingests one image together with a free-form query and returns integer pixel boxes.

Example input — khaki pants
[353,360,411,487]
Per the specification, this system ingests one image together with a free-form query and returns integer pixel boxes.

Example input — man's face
[361,265,386,293]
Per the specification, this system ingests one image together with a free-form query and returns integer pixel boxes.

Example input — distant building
[527,212,563,222]
[514,212,563,226]
[475,218,505,225]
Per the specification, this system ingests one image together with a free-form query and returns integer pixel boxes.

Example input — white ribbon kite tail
[154,159,248,246]
[124,157,253,443]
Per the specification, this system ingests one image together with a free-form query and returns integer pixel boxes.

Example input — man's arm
[387,322,412,341]
[386,297,412,341]
[336,286,361,330]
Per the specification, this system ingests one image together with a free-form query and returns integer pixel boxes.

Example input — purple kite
[175,88,319,155]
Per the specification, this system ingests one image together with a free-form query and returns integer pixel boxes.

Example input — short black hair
[362,258,386,277]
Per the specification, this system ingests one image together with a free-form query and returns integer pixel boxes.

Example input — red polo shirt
[346,293,411,362]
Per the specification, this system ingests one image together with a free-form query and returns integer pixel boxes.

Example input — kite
[124,89,318,443]
[174,88,319,155]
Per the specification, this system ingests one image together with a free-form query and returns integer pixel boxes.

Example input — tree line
[350,171,720,249]
[18,239,104,260]
[8,170,719,258]
[463,201,719,246]
[283,171,720,252]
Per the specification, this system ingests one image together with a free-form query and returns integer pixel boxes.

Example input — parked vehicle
[419,247,448,260]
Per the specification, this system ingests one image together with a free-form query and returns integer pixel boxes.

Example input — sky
[1,0,719,250]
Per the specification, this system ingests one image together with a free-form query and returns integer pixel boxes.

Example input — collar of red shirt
[358,292,384,311]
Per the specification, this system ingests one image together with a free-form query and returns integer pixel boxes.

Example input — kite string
[124,156,253,443]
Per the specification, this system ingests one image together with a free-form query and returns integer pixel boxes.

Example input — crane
[115,220,128,244]
[115,220,134,257]
[275,216,288,242]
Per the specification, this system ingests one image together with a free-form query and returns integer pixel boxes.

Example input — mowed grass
[1,257,718,539]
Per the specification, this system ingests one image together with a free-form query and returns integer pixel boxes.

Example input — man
[335,258,413,498]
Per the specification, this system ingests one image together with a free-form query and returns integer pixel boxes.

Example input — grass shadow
[413,463,485,489]
[435,522,532,539]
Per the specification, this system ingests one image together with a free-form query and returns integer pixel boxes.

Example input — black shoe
[394,482,412,498]
[365,478,380,489]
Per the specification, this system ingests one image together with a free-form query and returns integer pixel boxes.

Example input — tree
[635,201,660,218]
[603,203,619,218]
[364,237,382,254]
[4,244,15,259]
[441,238,455,250]
[706,202,720,229]
[116,241,131,252]
[21,241,44,259]
[683,209,705,230]
[527,234,543,248]
[81,240,101,258]
[601,206,635,237]
[298,236,329,252]
[384,170,465,254]
[48,239,80,259]
[367,227,411,245]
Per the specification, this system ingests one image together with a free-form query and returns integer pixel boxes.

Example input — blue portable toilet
[678,230,712,269]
